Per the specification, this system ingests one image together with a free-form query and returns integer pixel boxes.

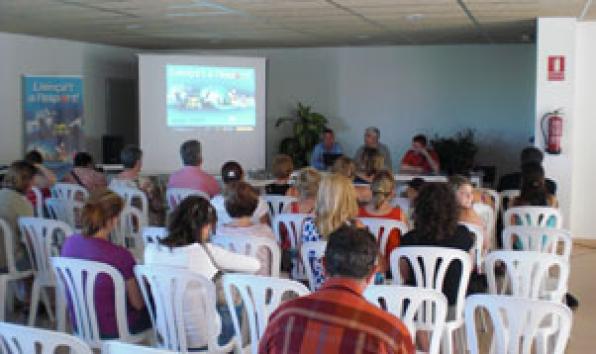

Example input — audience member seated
[211,161,269,225]
[62,152,107,191]
[284,167,320,214]
[168,139,221,198]
[24,150,55,207]
[216,181,276,276]
[404,177,424,224]
[400,183,474,308]
[354,147,385,185]
[265,154,297,196]
[399,134,440,174]
[310,128,343,170]
[510,162,558,210]
[449,175,489,252]
[0,161,35,271]
[354,126,392,171]
[497,146,556,194]
[259,224,415,354]
[60,189,150,338]
[302,173,360,289]
[330,155,356,179]
[359,170,407,265]
[110,145,165,226]
[145,196,260,348]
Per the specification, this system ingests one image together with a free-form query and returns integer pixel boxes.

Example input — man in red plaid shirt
[259,224,414,354]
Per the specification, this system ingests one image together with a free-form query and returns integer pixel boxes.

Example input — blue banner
[23,76,84,162]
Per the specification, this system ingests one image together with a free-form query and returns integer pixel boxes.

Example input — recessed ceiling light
[126,24,142,30]
[405,13,425,21]
[356,34,369,39]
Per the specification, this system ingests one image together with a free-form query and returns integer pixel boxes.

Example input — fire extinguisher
[541,109,563,155]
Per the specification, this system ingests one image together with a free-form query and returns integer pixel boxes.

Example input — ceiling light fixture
[405,13,425,22]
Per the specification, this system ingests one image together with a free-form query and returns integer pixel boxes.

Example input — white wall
[572,21,596,237]
[192,44,536,176]
[0,32,137,163]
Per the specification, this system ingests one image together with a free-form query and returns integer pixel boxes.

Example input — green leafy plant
[276,102,328,168]
[431,129,478,175]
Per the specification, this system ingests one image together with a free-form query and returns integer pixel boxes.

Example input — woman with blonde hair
[284,167,321,214]
[301,173,361,289]
[354,147,385,184]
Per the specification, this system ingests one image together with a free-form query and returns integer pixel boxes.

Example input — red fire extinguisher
[541,109,563,155]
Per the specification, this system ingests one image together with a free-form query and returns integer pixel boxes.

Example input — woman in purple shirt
[61,189,150,338]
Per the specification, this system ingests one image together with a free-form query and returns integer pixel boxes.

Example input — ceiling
[0,0,594,49]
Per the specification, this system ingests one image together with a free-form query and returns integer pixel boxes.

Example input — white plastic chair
[465,294,572,354]
[50,257,149,349]
[502,226,572,260]
[300,241,327,291]
[111,186,149,221]
[390,247,472,354]
[51,182,89,201]
[134,264,235,353]
[504,206,563,229]
[222,274,310,354]
[476,188,500,214]
[0,218,33,321]
[271,213,309,279]
[499,189,520,220]
[211,234,281,278]
[364,285,448,354]
[45,197,84,232]
[485,250,569,303]
[262,195,297,219]
[473,202,496,249]
[459,222,484,273]
[31,186,45,217]
[0,321,93,354]
[112,206,148,261]
[359,217,409,256]
[391,197,411,216]
[141,226,168,249]
[103,341,179,354]
[166,188,209,211]
[18,216,73,327]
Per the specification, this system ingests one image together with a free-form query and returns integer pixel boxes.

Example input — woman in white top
[217,181,277,276]
[144,196,259,349]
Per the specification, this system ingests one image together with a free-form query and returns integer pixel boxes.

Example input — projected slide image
[166,65,256,129]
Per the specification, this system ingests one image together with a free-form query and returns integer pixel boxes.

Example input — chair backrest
[502,226,572,260]
[51,182,89,202]
[389,246,472,319]
[0,218,18,273]
[50,257,130,349]
[211,234,281,277]
[504,206,563,229]
[476,187,500,213]
[141,226,168,249]
[465,294,572,354]
[364,285,448,354]
[391,197,411,216]
[262,195,297,219]
[31,186,45,217]
[103,341,178,354]
[472,202,496,249]
[300,241,327,291]
[222,274,310,354]
[499,189,520,220]
[459,222,484,273]
[271,213,309,279]
[134,264,224,353]
[0,321,93,354]
[359,217,409,256]
[112,206,148,260]
[166,188,209,211]
[19,217,73,283]
[111,186,149,220]
[45,197,84,231]
[485,250,569,302]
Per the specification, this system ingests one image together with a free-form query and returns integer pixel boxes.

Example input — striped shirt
[259,278,414,354]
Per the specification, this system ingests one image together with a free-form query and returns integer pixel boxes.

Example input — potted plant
[276,102,328,168]
[431,129,478,175]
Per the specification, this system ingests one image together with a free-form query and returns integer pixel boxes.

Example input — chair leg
[0,278,6,321]
[56,285,66,332]
[40,286,55,322]
[28,280,41,326]
[442,328,454,354]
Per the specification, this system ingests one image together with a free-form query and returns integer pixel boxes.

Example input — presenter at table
[399,134,440,174]
[310,128,342,170]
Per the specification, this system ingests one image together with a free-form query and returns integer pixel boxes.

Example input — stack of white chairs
[359,217,409,256]
[212,234,281,278]
[222,274,310,354]
[364,285,448,354]
[0,218,33,321]
[18,216,73,328]
[503,206,563,229]
[272,213,309,279]
[502,226,572,260]
[0,321,93,354]
[390,247,472,354]
[50,257,150,350]
[262,195,297,220]
[166,188,209,211]
[134,264,236,353]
